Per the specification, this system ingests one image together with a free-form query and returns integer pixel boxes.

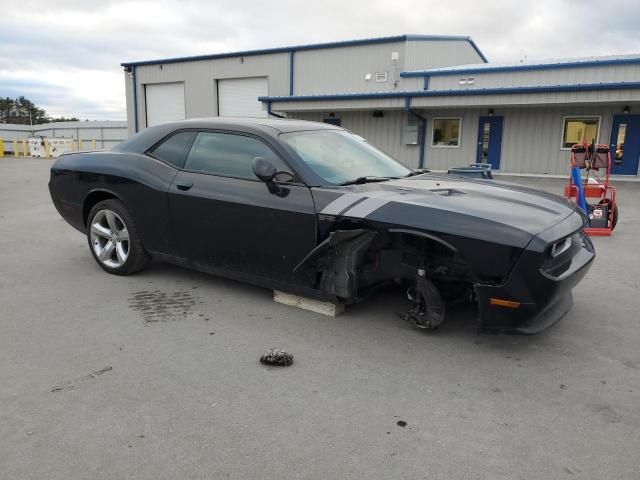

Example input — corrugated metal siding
[293,40,484,95]
[293,42,406,95]
[429,64,640,90]
[287,110,421,169]
[499,106,615,175]
[405,40,485,71]
[287,106,631,175]
[421,106,621,174]
[422,109,478,171]
[133,53,290,128]
[126,39,485,130]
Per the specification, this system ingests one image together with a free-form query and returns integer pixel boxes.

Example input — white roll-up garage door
[145,83,186,126]
[218,77,268,118]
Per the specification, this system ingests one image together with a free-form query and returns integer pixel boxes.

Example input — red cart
[564,141,618,236]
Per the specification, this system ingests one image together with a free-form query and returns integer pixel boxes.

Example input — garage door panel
[218,77,268,118]
[146,83,186,126]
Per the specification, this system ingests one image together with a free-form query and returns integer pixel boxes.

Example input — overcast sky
[1,0,639,120]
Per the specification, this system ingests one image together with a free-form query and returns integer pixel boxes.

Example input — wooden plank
[273,290,345,317]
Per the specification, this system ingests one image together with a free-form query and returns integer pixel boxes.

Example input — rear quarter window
[149,131,197,169]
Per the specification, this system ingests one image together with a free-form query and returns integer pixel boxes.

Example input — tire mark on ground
[128,290,197,323]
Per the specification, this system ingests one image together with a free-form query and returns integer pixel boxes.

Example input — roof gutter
[466,37,488,63]
[400,56,640,78]
[289,50,295,96]
[259,81,640,103]
[267,101,285,119]
[120,34,484,68]
[126,66,139,133]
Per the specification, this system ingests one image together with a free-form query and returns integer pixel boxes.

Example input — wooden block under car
[273,290,345,317]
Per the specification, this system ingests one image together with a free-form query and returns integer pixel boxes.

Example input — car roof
[159,117,342,134]
[113,117,343,155]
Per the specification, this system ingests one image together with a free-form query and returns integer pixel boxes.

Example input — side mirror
[252,157,284,195]
[252,157,277,183]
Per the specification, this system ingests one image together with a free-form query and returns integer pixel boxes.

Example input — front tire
[87,199,149,275]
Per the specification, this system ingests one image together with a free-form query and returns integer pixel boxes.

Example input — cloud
[1,0,639,119]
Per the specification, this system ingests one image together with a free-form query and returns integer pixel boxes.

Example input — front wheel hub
[401,275,446,330]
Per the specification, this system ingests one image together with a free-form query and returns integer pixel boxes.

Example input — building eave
[260,81,640,104]
[400,56,640,77]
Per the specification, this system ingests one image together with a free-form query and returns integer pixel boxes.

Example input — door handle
[176,181,193,191]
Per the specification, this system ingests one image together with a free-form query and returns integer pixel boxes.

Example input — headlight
[550,236,572,258]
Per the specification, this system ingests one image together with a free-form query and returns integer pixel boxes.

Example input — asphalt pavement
[1,158,638,479]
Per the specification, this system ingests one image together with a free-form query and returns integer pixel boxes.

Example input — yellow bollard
[0,138,4,158]
[21,139,28,157]
[13,139,18,157]
[44,139,51,158]
[91,139,96,149]
[78,139,83,150]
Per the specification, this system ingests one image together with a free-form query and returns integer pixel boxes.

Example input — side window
[184,132,292,180]
[149,131,197,169]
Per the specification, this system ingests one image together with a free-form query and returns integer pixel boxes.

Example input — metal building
[122,35,640,176]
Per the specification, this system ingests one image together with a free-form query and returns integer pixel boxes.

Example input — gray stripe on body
[320,193,365,215]
[343,192,426,218]
[342,197,391,218]
[320,188,426,218]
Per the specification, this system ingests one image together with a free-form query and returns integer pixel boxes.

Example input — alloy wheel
[90,209,130,268]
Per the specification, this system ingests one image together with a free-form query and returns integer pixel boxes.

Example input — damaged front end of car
[294,228,477,331]
[293,208,594,335]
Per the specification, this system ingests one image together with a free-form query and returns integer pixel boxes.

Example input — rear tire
[87,199,149,275]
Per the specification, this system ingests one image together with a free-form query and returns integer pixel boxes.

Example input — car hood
[312,174,580,247]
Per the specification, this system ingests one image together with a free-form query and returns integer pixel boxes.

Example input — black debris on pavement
[260,348,294,367]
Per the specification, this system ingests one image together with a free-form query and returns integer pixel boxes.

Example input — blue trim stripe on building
[405,97,427,169]
[466,38,488,63]
[131,66,139,133]
[259,81,640,103]
[400,56,640,77]
[121,34,487,67]
[267,102,285,118]
[289,50,295,96]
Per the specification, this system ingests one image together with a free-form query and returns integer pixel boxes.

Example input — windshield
[280,130,411,185]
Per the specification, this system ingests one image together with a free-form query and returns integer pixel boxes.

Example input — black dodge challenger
[49,118,595,334]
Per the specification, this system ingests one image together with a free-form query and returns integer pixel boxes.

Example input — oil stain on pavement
[128,290,197,323]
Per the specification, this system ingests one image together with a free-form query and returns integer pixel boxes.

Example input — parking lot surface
[1,158,639,479]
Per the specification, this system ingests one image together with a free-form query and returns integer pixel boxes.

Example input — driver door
[168,130,318,285]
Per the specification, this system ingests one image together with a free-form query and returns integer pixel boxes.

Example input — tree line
[0,96,79,124]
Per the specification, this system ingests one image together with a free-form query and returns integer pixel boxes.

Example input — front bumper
[475,223,595,335]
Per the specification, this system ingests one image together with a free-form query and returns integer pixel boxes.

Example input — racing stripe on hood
[343,191,425,218]
[320,193,365,215]
[321,190,425,218]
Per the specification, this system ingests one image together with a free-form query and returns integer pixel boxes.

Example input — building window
[432,118,461,147]
[562,116,600,149]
